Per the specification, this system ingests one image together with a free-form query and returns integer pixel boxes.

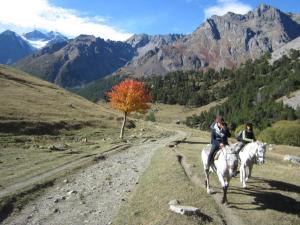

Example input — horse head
[255,141,267,164]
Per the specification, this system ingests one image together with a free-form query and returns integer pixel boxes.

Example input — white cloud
[204,0,252,18]
[0,0,132,41]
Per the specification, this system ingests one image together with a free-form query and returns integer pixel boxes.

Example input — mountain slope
[0,64,115,123]
[116,4,300,77]
[15,35,134,87]
[15,33,182,88]
[0,30,34,64]
[270,36,300,63]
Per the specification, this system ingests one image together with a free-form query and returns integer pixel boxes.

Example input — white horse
[201,143,242,204]
[239,141,267,188]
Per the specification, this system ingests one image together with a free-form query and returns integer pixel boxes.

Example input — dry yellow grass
[0,64,116,122]
[145,99,227,123]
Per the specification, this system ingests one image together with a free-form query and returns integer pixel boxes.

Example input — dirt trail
[0,144,130,199]
[2,131,186,225]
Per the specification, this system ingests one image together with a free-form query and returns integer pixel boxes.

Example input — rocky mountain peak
[257,3,271,13]
[72,34,97,44]
[0,30,34,64]
[24,30,48,40]
[126,34,150,49]
[2,30,17,36]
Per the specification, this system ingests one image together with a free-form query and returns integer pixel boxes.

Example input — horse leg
[204,168,212,194]
[241,164,247,188]
[222,184,228,204]
[245,166,249,181]
[216,171,228,204]
[240,164,244,183]
[247,162,253,180]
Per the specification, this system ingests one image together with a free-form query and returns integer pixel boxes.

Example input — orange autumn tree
[107,80,152,139]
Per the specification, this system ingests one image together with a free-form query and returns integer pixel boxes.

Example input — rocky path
[3,131,186,225]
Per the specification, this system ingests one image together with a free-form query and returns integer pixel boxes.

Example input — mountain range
[117,4,300,77]
[0,30,68,64]
[3,3,300,87]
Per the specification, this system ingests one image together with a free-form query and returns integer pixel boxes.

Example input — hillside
[0,64,124,137]
[270,36,300,63]
[185,49,300,146]
[0,65,170,223]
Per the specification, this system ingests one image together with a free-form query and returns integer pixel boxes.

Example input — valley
[1,69,299,223]
[0,2,300,225]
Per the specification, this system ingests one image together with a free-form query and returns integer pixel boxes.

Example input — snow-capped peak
[22,30,68,49]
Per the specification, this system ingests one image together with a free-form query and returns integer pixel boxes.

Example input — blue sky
[0,0,299,41]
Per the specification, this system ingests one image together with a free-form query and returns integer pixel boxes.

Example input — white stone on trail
[169,204,200,216]
[284,155,300,164]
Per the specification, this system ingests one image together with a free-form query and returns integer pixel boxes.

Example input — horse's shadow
[252,177,300,193]
[229,177,300,215]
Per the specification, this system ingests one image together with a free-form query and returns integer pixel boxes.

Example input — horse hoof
[207,189,212,194]
[243,185,247,189]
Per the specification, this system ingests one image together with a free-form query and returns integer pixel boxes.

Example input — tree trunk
[120,111,127,139]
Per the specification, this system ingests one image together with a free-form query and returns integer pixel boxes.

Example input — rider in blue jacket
[207,116,231,166]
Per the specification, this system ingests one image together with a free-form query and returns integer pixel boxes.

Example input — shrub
[145,111,156,122]
[258,120,300,146]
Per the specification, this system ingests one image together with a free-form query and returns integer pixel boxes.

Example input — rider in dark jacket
[207,116,231,166]
[240,122,256,144]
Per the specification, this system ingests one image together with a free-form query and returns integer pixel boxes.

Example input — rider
[207,116,231,167]
[237,122,256,144]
